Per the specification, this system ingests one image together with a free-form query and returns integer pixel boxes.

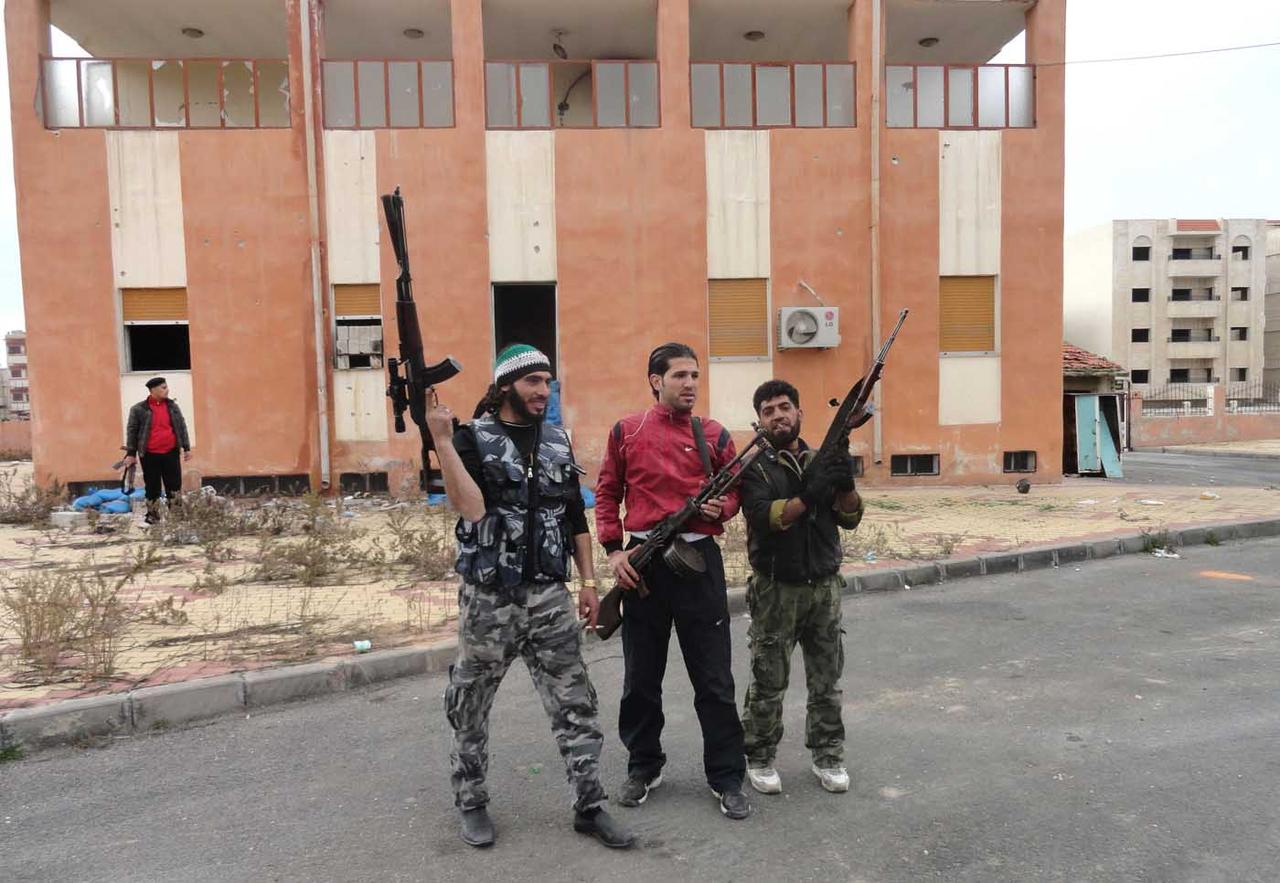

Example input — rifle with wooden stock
[380,187,462,492]
[813,308,910,468]
[592,427,774,640]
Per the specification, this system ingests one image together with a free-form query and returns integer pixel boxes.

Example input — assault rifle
[814,308,909,466]
[381,187,462,492]
[593,427,774,640]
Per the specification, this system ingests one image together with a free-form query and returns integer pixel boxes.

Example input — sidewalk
[2,460,1278,711]
[1140,438,1280,458]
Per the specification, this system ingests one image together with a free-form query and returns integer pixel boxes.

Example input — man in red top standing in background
[595,343,752,820]
[122,377,193,524]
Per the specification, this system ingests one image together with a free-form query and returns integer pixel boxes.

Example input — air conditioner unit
[777,307,840,349]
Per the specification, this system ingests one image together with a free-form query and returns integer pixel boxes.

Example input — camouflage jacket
[455,416,578,589]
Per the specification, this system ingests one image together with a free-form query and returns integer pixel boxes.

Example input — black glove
[799,456,837,509]
[829,454,856,493]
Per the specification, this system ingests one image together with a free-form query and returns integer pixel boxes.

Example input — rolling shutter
[334,284,382,317]
[708,278,768,358]
[122,288,188,322]
[939,276,995,352]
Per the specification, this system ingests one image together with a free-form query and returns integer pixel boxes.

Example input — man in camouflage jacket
[426,344,634,850]
[738,379,863,797]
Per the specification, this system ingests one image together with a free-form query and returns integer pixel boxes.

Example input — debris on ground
[1137,499,1166,506]
[1199,491,1221,501]
[1151,548,1181,559]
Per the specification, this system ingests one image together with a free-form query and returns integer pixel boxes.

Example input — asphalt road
[1109,451,1279,488]
[4,539,1280,883]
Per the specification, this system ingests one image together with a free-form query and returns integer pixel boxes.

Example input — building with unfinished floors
[7,0,1065,494]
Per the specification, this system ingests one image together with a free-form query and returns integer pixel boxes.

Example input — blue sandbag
[580,487,596,509]
[101,500,132,514]
[129,488,146,499]
[72,492,105,510]
[96,488,126,502]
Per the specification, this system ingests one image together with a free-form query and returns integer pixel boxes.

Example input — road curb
[1135,446,1280,461]
[4,516,1280,757]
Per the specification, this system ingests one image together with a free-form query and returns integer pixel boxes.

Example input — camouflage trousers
[445,580,606,813]
[741,571,846,768]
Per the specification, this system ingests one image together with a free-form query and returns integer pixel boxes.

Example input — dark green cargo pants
[741,571,845,768]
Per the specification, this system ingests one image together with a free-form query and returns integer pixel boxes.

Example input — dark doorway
[493,283,557,373]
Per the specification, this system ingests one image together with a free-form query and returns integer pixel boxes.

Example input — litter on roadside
[1199,491,1221,500]
[1137,499,1165,506]
[1076,499,1099,506]
[1151,548,1180,559]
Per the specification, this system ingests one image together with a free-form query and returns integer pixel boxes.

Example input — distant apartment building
[1065,219,1271,391]
[4,331,29,419]
[7,0,1066,491]
[1267,222,1280,388]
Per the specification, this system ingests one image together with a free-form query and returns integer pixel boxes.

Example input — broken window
[890,454,940,477]
[1231,327,1249,341]
[122,288,190,372]
[333,285,383,370]
[1232,367,1248,381]
[1232,287,1250,301]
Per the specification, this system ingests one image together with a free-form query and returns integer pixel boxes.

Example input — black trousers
[140,447,182,502]
[619,537,746,792]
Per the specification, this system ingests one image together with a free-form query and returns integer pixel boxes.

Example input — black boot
[573,808,636,849]
[459,807,496,847]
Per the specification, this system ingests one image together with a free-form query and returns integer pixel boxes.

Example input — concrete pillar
[451,0,486,131]
[657,0,691,129]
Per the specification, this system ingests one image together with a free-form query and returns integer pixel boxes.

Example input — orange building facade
[6,0,1065,493]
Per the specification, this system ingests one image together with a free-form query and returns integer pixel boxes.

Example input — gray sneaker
[616,772,662,807]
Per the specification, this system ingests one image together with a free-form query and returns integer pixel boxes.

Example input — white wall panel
[705,130,770,279]
[938,355,1000,425]
[486,130,556,282]
[106,131,186,288]
[939,130,1001,276]
[334,369,389,441]
[709,360,774,432]
[323,130,381,284]
[120,372,196,446]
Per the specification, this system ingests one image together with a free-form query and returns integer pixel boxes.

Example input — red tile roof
[1063,343,1124,376]
[1175,219,1220,232]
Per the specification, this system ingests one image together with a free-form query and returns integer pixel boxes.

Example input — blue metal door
[1075,396,1101,473]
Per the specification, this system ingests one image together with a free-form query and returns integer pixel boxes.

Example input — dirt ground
[2,458,1278,709]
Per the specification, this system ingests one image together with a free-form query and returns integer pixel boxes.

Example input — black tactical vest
[454,416,577,589]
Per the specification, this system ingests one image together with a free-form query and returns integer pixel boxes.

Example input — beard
[505,385,546,424]
[767,419,801,448]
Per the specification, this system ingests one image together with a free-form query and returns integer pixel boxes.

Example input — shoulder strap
[691,417,713,478]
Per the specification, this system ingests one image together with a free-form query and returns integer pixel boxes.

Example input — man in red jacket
[595,343,751,820]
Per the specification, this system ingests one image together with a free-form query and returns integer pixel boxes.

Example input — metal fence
[1225,380,1280,413]
[1141,383,1212,416]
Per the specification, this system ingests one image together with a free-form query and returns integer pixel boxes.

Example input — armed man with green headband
[426,344,634,850]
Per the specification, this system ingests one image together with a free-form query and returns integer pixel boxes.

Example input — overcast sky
[0,0,1277,334]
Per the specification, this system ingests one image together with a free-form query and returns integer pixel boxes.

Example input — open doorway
[493,283,557,373]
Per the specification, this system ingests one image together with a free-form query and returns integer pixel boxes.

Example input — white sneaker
[811,764,850,793]
[746,766,782,795]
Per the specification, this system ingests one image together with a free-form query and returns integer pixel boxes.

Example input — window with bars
[485,61,658,129]
[890,454,940,476]
[1003,451,1036,473]
[122,288,190,372]
[707,279,769,359]
[690,62,855,129]
[322,60,454,129]
[885,64,1034,129]
[939,276,996,353]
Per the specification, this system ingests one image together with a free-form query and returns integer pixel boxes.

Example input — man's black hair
[646,342,698,399]
[753,379,800,413]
